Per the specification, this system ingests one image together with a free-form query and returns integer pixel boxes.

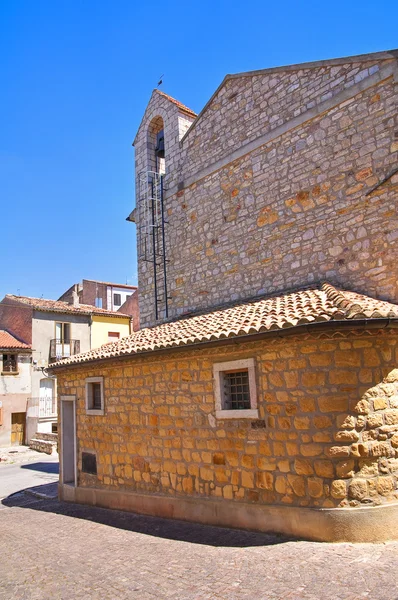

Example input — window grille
[2,354,17,373]
[223,370,251,410]
[91,383,102,410]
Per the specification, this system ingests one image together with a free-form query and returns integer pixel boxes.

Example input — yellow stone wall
[57,329,398,509]
[90,315,131,349]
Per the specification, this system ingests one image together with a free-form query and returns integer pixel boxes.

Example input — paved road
[1,488,398,600]
[0,455,59,498]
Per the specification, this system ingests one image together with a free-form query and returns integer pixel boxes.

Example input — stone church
[52,49,398,541]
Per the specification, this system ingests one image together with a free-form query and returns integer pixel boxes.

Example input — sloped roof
[82,279,137,290]
[49,283,398,369]
[133,89,197,146]
[4,295,130,319]
[0,330,31,350]
[155,90,197,118]
[180,48,398,144]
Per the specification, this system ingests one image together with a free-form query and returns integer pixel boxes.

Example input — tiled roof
[4,295,130,319]
[0,330,31,350]
[49,283,398,369]
[82,280,137,290]
[155,90,197,118]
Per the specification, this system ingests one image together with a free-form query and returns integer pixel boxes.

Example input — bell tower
[129,89,196,327]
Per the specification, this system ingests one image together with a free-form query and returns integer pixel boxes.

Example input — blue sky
[1,0,397,301]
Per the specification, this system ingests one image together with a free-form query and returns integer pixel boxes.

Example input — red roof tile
[5,295,130,319]
[49,283,398,369]
[155,90,197,118]
[0,330,31,350]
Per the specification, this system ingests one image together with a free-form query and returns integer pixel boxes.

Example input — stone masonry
[57,328,398,510]
[133,52,398,328]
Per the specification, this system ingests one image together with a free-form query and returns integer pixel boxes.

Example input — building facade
[59,279,140,329]
[54,50,398,541]
[0,330,32,447]
[0,294,131,446]
[132,51,398,328]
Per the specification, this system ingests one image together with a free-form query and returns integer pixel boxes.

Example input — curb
[7,483,59,501]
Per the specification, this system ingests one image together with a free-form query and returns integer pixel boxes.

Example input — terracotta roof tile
[5,295,130,319]
[0,330,31,350]
[155,90,197,118]
[49,283,398,368]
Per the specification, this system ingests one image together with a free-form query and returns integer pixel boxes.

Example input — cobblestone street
[1,488,398,600]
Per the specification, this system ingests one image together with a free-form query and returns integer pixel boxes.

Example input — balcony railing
[29,397,57,419]
[50,339,80,360]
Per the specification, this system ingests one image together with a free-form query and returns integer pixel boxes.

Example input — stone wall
[134,57,398,328]
[57,329,398,509]
[180,61,383,179]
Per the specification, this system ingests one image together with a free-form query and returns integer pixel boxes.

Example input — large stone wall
[134,57,398,328]
[180,60,383,180]
[57,329,398,509]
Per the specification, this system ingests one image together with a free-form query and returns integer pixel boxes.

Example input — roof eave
[180,48,398,145]
[47,317,398,372]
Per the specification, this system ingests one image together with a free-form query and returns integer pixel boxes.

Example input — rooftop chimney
[72,288,79,307]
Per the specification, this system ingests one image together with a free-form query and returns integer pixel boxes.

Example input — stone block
[287,474,306,497]
[314,460,334,478]
[241,471,255,488]
[336,460,355,478]
[213,453,225,465]
[256,471,273,490]
[300,444,323,457]
[334,430,360,442]
[385,410,398,425]
[294,458,314,475]
[331,480,347,499]
[327,446,351,458]
[366,413,384,428]
[373,397,388,411]
[308,477,324,498]
[318,396,348,413]
[348,479,368,500]
[376,476,394,496]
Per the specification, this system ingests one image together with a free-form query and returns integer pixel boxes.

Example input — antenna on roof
[17,289,20,296]
[157,74,164,88]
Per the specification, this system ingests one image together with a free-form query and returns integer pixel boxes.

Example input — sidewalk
[0,445,58,465]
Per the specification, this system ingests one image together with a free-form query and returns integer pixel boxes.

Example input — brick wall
[57,329,398,509]
[134,57,398,328]
[0,298,32,344]
[118,290,140,331]
[80,280,107,308]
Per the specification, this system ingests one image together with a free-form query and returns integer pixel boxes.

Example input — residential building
[0,294,131,446]
[54,50,398,541]
[0,330,32,447]
[59,279,140,330]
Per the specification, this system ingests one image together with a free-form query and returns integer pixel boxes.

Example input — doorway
[11,412,26,445]
[61,397,76,485]
[40,378,55,417]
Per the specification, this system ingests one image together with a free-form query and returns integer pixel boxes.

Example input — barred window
[2,354,18,374]
[213,358,258,419]
[223,370,251,410]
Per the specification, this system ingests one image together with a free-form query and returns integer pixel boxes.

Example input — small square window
[113,293,121,306]
[213,358,258,419]
[2,354,18,374]
[85,377,104,415]
[108,331,120,342]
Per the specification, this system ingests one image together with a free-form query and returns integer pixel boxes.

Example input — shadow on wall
[1,485,291,548]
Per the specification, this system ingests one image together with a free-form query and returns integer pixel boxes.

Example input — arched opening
[147,116,165,174]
